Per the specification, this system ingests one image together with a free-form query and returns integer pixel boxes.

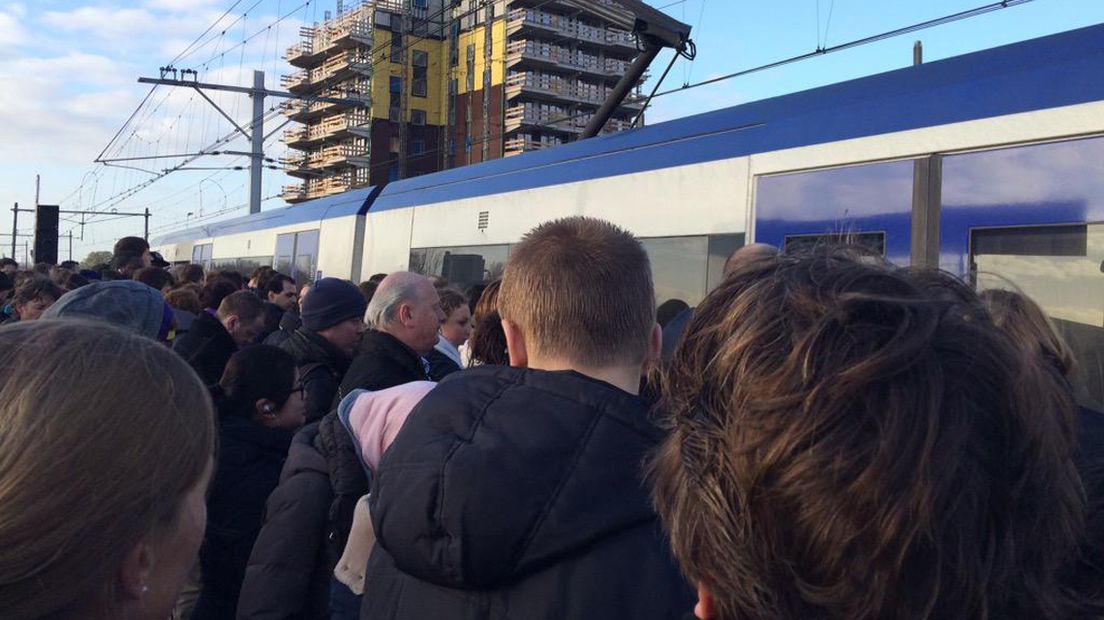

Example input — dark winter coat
[172,308,196,339]
[335,330,428,405]
[660,306,694,361]
[362,365,696,620]
[425,347,461,382]
[264,309,302,348]
[1068,406,1104,607]
[192,400,294,620]
[260,302,286,342]
[173,311,237,386]
[278,328,352,424]
[237,423,332,620]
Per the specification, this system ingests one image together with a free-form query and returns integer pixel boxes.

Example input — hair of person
[437,287,468,318]
[498,216,655,367]
[465,283,487,315]
[656,298,689,329]
[133,267,175,292]
[48,266,73,285]
[114,255,146,273]
[651,247,1085,620]
[722,242,778,278]
[218,270,244,290]
[13,277,64,308]
[266,273,296,297]
[252,266,277,292]
[59,260,79,271]
[200,280,239,311]
[165,288,202,315]
[218,345,297,416]
[364,272,429,330]
[0,319,214,618]
[0,271,11,293]
[180,264,205,285]
[63,272,90,291]
[32,263,51,275]
[113,236,149,257]
[431,275,449,289]
[468,280,508,366]
[358,280,378,304]
[368,273,388,286]
[12,271,35,289]
[980,288,1077,379]
[217,290,265,323]
[0,257,17,269]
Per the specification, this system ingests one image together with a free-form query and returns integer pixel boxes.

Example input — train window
[942,136,1104,409]
[294,230,320,282]
[971,223,1104,409]
[409,244,510,290]
[640,237,709,308]
[191,244,213,270]
[756,160,913,264]
[274,230,320,283]
[212,257,275,274]
[783,231,886,255]
[706,234,746,291]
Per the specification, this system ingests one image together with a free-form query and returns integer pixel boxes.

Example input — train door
[754,159,916,265]
[939,136,1104,408]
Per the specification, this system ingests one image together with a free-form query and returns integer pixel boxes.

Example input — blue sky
[0,0,1100,261]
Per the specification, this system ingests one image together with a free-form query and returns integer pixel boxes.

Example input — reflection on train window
[275,230,321,283]
[784,231,886,255]
[212,256,275,275]
[641,237,708,308]
[706,234,746,292]
[941,136,1104,275]
[409,245,510,290]
[641,234,746,307]
[971,224,1104,409]
[410,234,746,308]
[755,160,913,264]
[191,243,213,270]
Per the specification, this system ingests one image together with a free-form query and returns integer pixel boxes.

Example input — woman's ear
[695,582,715,620]
[254,398,277,419]
[116,539,153,601]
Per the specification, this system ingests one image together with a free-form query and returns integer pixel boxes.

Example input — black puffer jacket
[173,311,237,386]
[278,328,351,423]
[193,400,293,620]
[335,330,428,405]
[237,423,332,620]
[362,365,695,620]
[264,309,302,348]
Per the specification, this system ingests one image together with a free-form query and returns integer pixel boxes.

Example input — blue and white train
[154,24,1104,402]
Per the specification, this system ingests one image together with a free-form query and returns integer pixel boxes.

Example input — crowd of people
[0,216,1102,620]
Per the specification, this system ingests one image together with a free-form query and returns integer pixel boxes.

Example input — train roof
[153,22,1104,245]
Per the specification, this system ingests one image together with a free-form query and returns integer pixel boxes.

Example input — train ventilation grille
[478,211,489,231]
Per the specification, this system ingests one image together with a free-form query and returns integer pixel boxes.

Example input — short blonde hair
[0,320,215,618]
[498,217,655,366]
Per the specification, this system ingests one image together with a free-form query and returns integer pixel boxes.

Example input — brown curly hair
[652,247,1084,619]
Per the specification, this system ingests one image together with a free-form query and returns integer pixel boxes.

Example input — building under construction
[282,0,645,203]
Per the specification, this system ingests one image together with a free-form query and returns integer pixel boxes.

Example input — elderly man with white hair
[335,271,445,404]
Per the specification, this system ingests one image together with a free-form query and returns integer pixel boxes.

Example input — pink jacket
[347,381,437,471]
[336,381,436,594]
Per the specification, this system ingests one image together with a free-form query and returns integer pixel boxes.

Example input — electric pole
[131,67,367,214]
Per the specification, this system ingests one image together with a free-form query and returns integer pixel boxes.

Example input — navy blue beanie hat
[301,278,367,332]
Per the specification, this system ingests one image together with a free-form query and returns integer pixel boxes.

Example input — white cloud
[0,10,29,50]
[42,7,163,41]
[144,0,223,12]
